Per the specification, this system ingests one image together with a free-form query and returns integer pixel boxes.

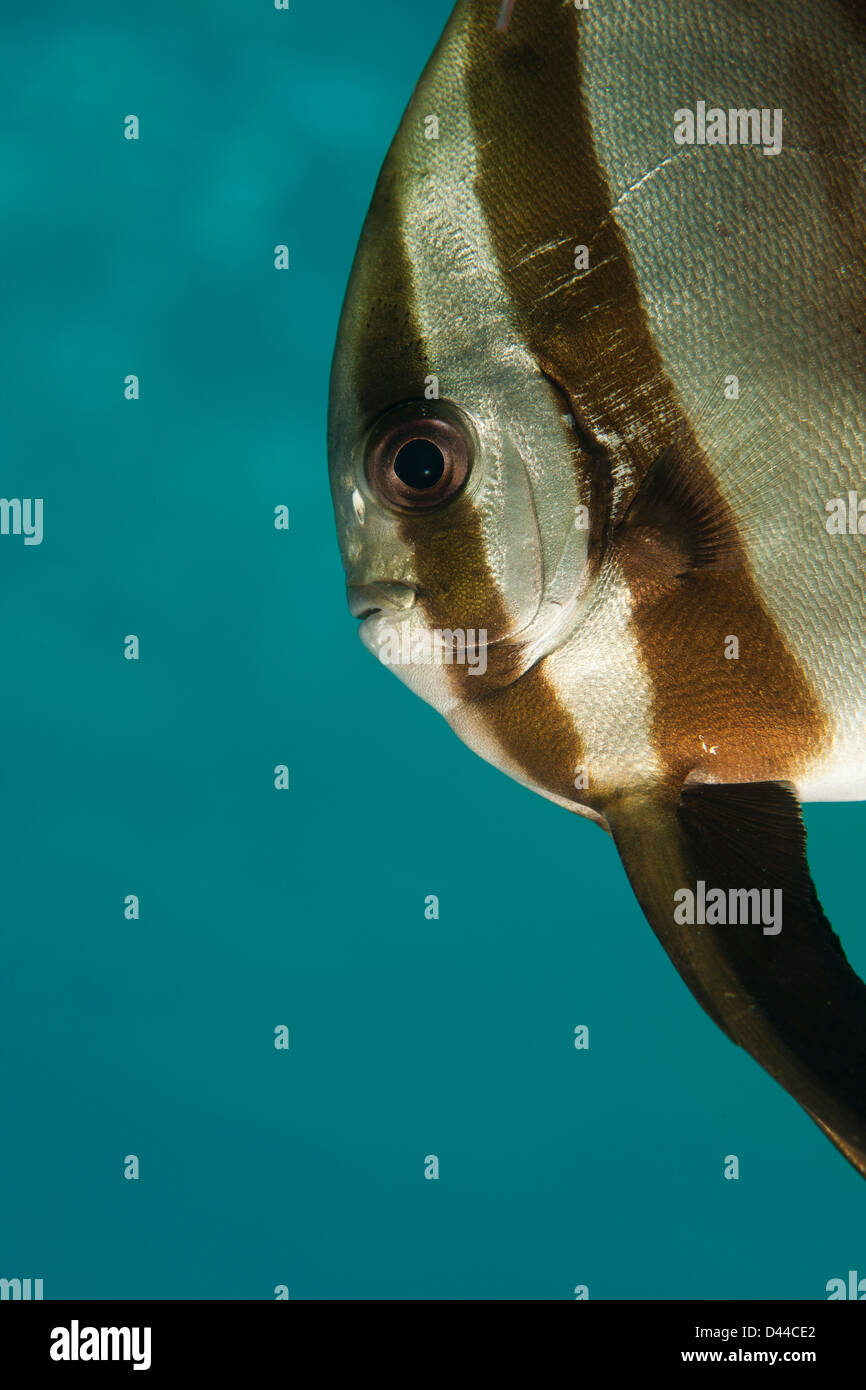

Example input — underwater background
[1,0,864,1299]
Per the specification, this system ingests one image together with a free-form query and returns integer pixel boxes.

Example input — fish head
[328,4,599,713]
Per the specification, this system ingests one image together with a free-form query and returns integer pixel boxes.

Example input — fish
[328,0,866,1177]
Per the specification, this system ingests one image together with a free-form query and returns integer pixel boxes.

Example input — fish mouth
[347,581,417,621]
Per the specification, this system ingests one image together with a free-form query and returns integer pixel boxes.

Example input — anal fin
[606,781,866,1178]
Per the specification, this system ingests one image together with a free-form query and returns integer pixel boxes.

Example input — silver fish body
[329,0,866,1176]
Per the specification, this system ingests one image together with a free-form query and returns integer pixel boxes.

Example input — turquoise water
[1,0,864,1300]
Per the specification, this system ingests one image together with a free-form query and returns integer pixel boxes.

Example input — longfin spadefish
[606,782,866,1177]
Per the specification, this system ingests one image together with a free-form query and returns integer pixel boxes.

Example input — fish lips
[346,581,417,622]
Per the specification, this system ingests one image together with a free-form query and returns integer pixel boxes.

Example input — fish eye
[365,402,474,511]
[394,438,445,490]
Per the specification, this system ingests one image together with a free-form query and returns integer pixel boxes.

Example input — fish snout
[346,581,417,620]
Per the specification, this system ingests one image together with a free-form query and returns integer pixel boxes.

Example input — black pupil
[394,438,445,490]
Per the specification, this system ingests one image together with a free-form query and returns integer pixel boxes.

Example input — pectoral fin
[606,781,866,1177]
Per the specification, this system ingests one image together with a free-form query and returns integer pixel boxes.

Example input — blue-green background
[1,0,864,1300]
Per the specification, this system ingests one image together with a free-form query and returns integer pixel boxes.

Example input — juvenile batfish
[328,0,866,1176]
